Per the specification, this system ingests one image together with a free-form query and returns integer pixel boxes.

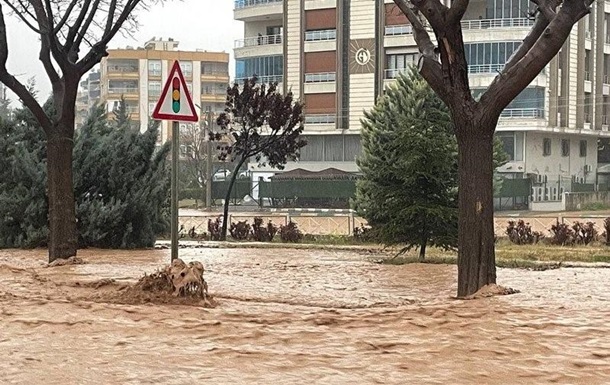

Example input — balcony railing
[107,65,138,73]
[460,17,535,30]
[500,108,544,118]
[305,29,336,41]
[148,69,162,77]
[234,0,281,8]
[108,87,138,94]
[469,64,505,74]
[234,74,283,84]
[305,114,336,125]
[385,24,413,36]
[235,34,283,48]
[304,72,336,83]
[385,68,410,79]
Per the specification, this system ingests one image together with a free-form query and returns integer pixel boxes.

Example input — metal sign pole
[206,112,213,209]
[171,120,179,262]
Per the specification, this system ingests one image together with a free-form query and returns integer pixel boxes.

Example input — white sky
[3,0,243,105]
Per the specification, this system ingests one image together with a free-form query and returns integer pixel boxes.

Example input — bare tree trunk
[456,121,496,297]
[418,240,426,262]
[47,127,77,262]
[220,158,246,241]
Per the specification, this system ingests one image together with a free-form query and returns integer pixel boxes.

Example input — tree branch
[482,1,591,116]
[104,0,118,36]
[503,11,550,72]
[392,0,436,58]
[53,0,78,34]
[64,0,92,50]
[73,0,103,54]
[0,3,51,132]
[29,0,61,83]
[448,0,469,24]
[76,0,142,75]
[409,0,448,29]
[1,0,41,33]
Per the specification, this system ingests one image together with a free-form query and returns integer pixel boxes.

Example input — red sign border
[152,60,198,122]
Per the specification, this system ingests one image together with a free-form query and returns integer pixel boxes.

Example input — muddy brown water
[0,247,609,384]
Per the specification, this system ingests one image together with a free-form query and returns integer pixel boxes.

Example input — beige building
[234,0,610,207]
[100,37,229,142]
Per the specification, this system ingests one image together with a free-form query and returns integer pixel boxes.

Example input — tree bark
[220,158,247,241]
[418,240,426,262]
[455,121,496,297]
[47,127,77,262]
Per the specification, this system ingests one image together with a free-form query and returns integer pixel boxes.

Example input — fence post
[286,212,291,225]
[348,211,354,236]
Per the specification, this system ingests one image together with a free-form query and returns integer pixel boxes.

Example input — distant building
[234,0,610,208]
[99,37,229,142]
[76,70,101,129]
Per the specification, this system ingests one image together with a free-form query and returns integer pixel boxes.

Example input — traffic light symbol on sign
[172,77,180,113]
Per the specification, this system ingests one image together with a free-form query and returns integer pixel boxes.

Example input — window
[148,60,161,77]
[236,55,283,83]
[148,81,161,98]
[543,138,551,156]
[465,41,521,73]
[179,61,193,78]
[580,140,587,157]
[304,29,336,41]
[201,62,227,75]
[386,53,418,78]
[561,139,570,157]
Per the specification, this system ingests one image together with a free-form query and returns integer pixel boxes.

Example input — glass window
[235,55,284,83]
[561,139,570,157]
[580,140,587,157]
[180,61,193,77]
[148,60,161,77]
[543,138,551,156]
[148,81,161,98]
[299,135,324,161]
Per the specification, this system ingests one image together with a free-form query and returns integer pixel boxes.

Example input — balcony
[500,108,544,119]
[234,74,283,84]
[304,72,336,83]
[460,18,534,30]
[305,114,336,125]
[234,34,283,59]
[234,0,282,22]
[107,87,139,95]
[384,25,413,36]
[384,68,409,79]
[469,64,505,74]
[305,29,336,42]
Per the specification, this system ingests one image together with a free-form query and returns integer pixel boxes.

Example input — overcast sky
[3,0,243,105]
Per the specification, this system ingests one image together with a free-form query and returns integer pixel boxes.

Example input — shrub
[572,221,597,245]
[505,220,543,245]
[549,221,574,246]
[251,217,278,242]
[279,221,303,243]
[207,217,223,241]
[230,220,251,241]
[353,224,375,242]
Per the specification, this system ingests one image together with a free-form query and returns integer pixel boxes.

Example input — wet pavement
[0,247,609,384]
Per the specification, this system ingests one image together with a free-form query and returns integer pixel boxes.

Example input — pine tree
[0,100,170,249]
[354,67,458,260]
[354,68,508,260]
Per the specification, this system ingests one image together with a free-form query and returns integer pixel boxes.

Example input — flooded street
[0,247,609,384]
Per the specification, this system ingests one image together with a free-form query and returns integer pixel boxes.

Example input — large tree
[0,0,161,262]
[355,67,508,261]
[0,101,170,248]
[393,0,591,296]
[213,77,306,241]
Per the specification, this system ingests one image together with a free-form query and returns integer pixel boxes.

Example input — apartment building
[76,70,101,129]
[99,37,229,142]
[234,0,610,204]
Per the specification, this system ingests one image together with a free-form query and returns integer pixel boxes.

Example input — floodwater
[0,247,609,384]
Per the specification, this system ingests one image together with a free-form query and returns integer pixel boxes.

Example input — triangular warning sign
[152,61,198,122]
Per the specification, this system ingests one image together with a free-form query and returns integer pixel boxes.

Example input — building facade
[99,37,229,142]
[76,70,101,129]
[234,0,610,205]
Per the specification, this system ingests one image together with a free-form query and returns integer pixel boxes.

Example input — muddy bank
[0,247,609,384]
